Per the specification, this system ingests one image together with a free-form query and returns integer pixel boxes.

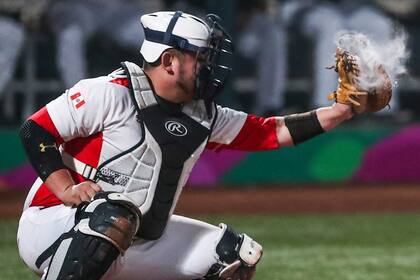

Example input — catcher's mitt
[328,48,392,114]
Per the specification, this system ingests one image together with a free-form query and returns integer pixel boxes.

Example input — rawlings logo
[164,120,188,136]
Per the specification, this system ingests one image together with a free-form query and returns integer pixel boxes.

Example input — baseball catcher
[16,10,379,280]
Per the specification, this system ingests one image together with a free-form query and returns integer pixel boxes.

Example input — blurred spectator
[0,0,49,97]
[374,0,420,20]
[47,0,163,88]
[281,0,398,111]
[0,0,48,119]
[374,0,420,78]
[0,16,24,98]
[237,0,287,116]
[169,0,207,18]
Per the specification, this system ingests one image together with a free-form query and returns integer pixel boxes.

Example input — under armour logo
[164,120,188,136]
[39,143,58,152]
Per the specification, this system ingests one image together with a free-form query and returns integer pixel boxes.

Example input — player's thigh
[17,205,77,274]
[104,215,222,280]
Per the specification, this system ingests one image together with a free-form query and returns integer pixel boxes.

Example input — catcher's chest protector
[95,62,216,239]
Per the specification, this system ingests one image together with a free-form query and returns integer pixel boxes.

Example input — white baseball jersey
[18,62,279,279]
[23,65,279,210]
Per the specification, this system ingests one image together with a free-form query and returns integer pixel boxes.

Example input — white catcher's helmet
[139,11,234,117]
[140,11,210,63]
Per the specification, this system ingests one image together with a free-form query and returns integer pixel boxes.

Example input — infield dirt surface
[2,184,420,218]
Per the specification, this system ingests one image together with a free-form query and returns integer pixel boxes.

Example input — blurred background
[2,0,420,190]
[1,0,420,279]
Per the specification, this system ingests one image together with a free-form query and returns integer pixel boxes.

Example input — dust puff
[334,30,410,91]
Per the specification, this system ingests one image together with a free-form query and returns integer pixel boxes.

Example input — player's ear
[161,51,174,75]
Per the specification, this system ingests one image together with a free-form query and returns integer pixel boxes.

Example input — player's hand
[60,181,102,207]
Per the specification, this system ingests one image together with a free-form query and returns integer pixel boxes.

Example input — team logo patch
[164,120,188,136]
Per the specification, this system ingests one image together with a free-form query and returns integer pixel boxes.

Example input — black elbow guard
[19,120,66,181]
[284,110,325,145]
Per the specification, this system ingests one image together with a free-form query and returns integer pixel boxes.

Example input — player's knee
[77,191,141,252]
[202,223,263,280]
[40,192,141,280]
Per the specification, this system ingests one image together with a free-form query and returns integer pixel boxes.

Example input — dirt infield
[2,184,420,218]
[176,185,420,215]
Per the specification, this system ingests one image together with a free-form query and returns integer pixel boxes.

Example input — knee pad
[38,192,141,280]
[202,223,263,280]
[77,192,142,252]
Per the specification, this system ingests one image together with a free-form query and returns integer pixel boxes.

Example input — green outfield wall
[0,129,26,171]
[221,126,395,184]
[1,124,415,188]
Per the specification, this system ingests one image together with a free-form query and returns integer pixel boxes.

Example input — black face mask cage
[194,14,234,118]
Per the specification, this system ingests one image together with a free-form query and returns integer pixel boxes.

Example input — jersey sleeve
[39,78,130,142]
[207,105,280,151]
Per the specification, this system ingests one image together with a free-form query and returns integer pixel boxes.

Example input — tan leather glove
[328,48,368,113]
[328,48,392,114]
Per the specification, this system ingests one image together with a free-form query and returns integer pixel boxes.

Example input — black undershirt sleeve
[284,110,325,145]
[19,119,66,181]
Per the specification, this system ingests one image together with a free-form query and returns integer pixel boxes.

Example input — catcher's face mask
[140,11,233,117]
[194,14,234,118]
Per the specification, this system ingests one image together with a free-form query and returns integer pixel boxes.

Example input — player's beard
[176,66,195,100]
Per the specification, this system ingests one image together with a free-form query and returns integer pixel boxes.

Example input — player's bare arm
[275,103,353,147]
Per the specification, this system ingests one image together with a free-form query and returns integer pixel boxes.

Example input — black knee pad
[38,192,141,280]
[201,223,263,280]
[78,192,142,252]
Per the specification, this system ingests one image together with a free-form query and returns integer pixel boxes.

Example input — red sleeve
[207,115,279,151]
[29,106,64,144]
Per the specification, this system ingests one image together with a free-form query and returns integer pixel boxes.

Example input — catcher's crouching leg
[201,223,263,280]
[37,192,141,280]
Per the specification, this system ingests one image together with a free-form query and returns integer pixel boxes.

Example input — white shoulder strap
[122,61,157,109]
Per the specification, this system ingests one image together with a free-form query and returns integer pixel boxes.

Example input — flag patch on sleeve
[70,92,86,109]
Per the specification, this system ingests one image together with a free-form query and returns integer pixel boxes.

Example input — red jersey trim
[207,115,279,152]
[29,106,64,144]
[110,78,129,88]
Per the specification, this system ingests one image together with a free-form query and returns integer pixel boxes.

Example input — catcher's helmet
[140,11,233,117]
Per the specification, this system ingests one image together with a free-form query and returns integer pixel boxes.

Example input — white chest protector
[65,62,216,239]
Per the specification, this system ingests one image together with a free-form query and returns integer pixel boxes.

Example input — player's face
[175,50,206,102]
